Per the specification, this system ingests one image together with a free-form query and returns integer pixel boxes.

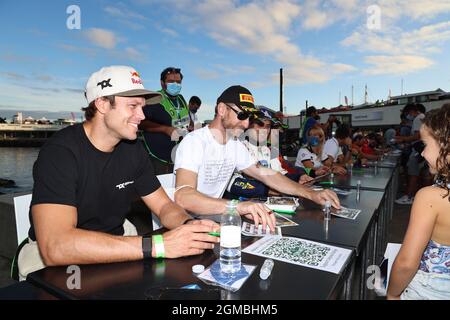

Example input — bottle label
[220,225,241,248]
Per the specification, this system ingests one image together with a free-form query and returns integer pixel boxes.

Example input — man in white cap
[17,66,219,280]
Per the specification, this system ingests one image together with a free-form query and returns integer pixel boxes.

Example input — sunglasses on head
[164,67,181,74]
[162,67,182,80]
[225,103,252,121]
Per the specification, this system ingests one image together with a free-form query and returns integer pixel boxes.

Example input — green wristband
[304,167,312,176]
[152,234,165,259]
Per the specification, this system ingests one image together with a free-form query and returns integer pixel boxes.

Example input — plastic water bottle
[259,259,274,280]
[220,200,242,273]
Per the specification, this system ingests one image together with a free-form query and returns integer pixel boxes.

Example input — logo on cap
[240,94,254,104]
[97,78,112,90]
[262,110,271,118]
[130,71,142,85]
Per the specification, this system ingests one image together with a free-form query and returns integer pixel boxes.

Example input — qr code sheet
[261,237,331,266]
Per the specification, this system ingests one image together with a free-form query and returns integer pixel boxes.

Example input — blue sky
[1,0,450,121]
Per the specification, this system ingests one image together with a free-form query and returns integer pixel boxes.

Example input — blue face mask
[406,114,415,121]
[308,136,320,146]
[166,82,182,96]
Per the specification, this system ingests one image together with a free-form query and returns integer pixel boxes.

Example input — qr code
[261,238,330,266]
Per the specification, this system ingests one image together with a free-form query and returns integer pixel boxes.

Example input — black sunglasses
[225,103,252,121]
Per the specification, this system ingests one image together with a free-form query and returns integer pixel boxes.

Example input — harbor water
[0,147,39,194]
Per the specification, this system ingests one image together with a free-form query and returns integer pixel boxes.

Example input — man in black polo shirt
[17,66,219,280]
[139,67,190,174]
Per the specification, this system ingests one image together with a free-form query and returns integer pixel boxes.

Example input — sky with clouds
[0,0,450,121]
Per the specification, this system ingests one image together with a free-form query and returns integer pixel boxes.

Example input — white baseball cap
[85,65,161,105]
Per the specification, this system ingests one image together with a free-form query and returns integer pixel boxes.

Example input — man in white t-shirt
[321,125,351,175]
[394,104,426,204]
[174,85,340,231]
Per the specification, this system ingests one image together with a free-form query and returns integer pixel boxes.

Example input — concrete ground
[0,175,413,299]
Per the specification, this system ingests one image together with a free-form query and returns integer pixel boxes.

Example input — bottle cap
[192,264,205,274]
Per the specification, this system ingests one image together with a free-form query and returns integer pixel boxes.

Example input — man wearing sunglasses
[174,86,340,232]
[140,67,190,174]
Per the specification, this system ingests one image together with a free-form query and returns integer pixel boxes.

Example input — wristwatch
[142,235,152,259]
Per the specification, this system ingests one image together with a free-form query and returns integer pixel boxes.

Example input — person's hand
[299,174,314,184]
[185,218,219,229]
[162,224,220,258]
[394,136,403,143]
[332,165,347,175]
[236,201,276,232]
[315,166,330,176]
[309,189,340,209]
[168,127,187,141]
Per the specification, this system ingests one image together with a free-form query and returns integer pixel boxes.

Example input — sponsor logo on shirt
[116,181,135,190]
[234,181,255,190]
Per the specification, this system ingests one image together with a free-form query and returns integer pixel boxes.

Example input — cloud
[122,47,146,62]
[342,20,450,75]
[374,0,450,22]
[28,87,61,93]
[0,72,26,81]
[193,68,220,80]
[35,75,53,82]
[299,0,362,30]
[59,44,98,57]
[1,72,60,84]
[302,10,329,30]
[363,55,434,75]
[158,27,179,37]
[83,28,118,49]
[104,5,147,30]
[104,5,146,20]
[0,53,46,64]
[213,64,256,75]
[342,21,450,55]
[172,0,355,85]
[0,83,85,112]
[246,81,267,89]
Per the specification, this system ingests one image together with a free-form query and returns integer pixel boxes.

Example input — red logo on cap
[240,94,254,104]
[130,71,142,85]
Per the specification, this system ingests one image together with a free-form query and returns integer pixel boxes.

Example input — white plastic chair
[13,194,32,246]
[11,194,32,280]
[153,173,176,230]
